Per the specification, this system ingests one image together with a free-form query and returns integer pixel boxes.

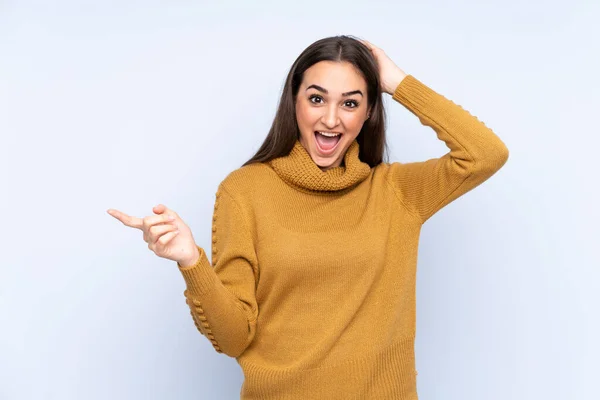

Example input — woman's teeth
[314,130,342,153]
[317,131,342,137]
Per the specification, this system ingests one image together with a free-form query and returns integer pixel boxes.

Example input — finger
[153,204,179,219]
[362,40,382,54]
[107,209,143,229]
[153,204,167,215]
[158,229,179,246]
[148,229,180,251]
[360,39,374,49]
[143,213,176,231]
[146,223,179,244]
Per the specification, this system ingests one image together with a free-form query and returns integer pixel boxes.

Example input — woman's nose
[321,105,340,128]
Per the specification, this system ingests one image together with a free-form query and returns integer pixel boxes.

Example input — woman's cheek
[346,115,363,132]
[296,104,313,128]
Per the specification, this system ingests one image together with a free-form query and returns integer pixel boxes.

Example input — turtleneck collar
[268,139,371,192]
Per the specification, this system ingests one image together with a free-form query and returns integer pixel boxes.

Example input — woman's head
[243,35,388,170]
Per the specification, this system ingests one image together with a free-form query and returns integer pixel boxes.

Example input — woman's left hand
[359,39,408,96]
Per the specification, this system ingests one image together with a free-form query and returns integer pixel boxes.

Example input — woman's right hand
[107,204,200,267]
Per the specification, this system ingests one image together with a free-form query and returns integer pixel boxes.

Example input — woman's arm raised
[360,39,509,224]
[387,75,510,224]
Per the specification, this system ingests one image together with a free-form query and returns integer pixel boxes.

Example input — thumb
[153,204,168,215]
[153,204,179,219]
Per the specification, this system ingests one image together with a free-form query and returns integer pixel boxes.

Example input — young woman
[108,35,509,399]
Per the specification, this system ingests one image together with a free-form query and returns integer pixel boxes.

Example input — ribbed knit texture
[269,139,371,192]
[177,75,509,399]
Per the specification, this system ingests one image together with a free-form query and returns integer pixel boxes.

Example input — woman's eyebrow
[305,84,363,97]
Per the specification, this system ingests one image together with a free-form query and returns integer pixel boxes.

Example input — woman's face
[295,61,371,171]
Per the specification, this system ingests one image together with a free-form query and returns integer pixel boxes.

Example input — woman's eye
[309,95,359,108]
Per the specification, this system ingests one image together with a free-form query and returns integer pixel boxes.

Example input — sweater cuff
[392,74,437,112]
[177,245,219,297]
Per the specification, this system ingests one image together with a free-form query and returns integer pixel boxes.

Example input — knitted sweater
[177,75,509,399]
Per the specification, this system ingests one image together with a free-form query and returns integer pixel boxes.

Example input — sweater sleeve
[177,184,259,358]
[387,75,510,224]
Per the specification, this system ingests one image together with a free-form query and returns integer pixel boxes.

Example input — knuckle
[159,234,169,245]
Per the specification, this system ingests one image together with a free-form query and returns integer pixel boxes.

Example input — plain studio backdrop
[1,1,598,399]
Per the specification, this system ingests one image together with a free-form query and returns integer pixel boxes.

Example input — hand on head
[359,39,408,95]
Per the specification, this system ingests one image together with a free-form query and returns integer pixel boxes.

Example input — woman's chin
[312,154,340,171]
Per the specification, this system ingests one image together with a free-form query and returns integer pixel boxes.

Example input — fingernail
[168,216,175,221]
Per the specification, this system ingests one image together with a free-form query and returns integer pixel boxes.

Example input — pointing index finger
[107,209,143,229]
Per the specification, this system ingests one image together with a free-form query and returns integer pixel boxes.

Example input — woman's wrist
[178,246,201,268]
[388,71,408,95]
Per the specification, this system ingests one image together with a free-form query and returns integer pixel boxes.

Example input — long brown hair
[241,35,390,168]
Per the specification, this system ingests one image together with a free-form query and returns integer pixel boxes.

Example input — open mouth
[314,131,342,155]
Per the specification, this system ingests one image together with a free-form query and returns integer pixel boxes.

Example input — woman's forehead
[302,61,367,93]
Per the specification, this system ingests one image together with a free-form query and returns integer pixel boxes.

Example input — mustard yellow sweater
[177,75,509,399]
